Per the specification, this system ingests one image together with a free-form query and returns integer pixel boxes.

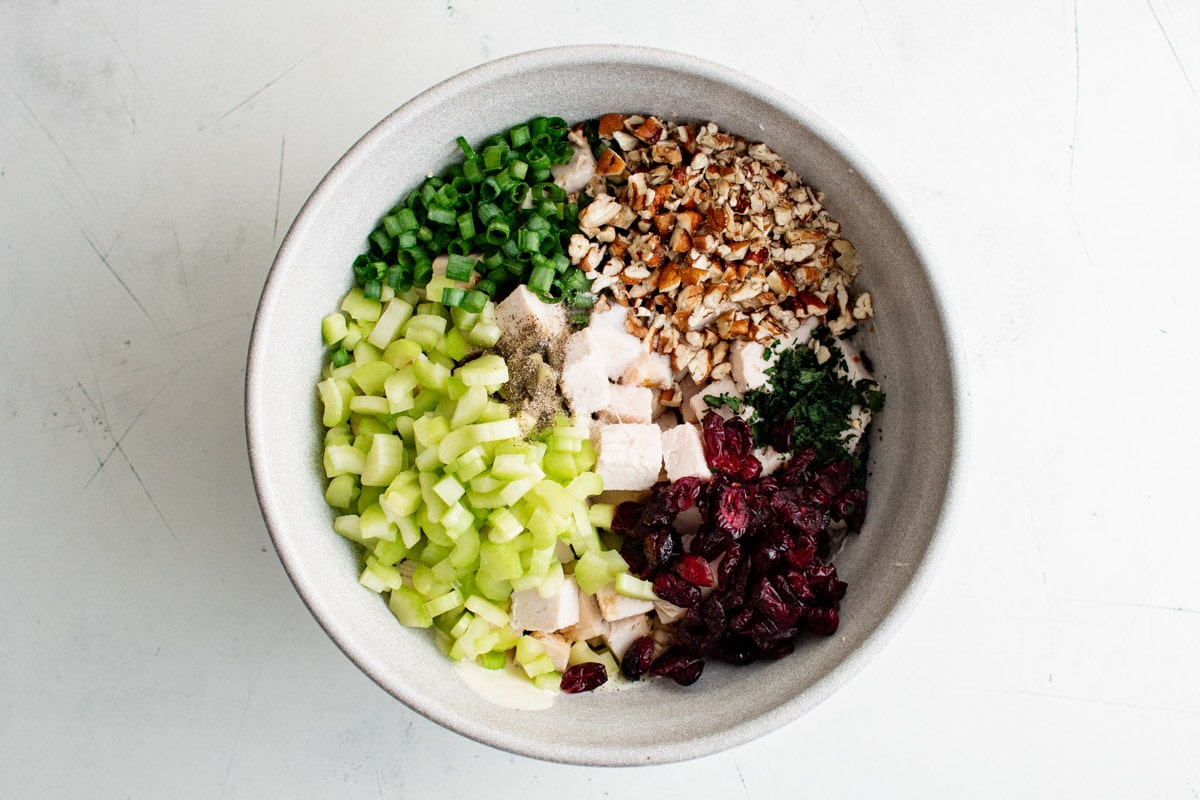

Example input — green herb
[742,328,885,465]
[703,393,744,414]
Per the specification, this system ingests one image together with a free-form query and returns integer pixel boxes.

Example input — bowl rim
[246,43,969,766]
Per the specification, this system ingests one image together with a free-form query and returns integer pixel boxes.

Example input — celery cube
[341,287,382,322]
[322,312,349,345]
[361,434,406,486]
[389,585,432,628]
[382,338,423,369]
[324,444,366,477]
[324,474,360,509]
[318,378,354,427]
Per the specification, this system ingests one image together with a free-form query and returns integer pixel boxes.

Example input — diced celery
[521,652,557,679]
[450,306,480,332]
[515,634,545,664]
[474,572,512,602]
[348,395,390,416]
[359,502,397,542]
[449,526,481,570]
[526,545,554,577]
[588,502,615,530]
[548,433,582,453]
[441,611,471,641]
[445,376,467,400]
[355,416,390,436]
[380,480,421,520]
[412,357,451,393]
[408,388,440,417]
[469,474,504,493]
[394,514,421,549]
[574,438,597,471]
[405,315,448,350]
[478,540,523,581]
[361,434,406,486]
[614,572,657,601]
[531,671,563,692]
[373,537,407,567]
[438,327,471,361]
[367,298,414,349]
[573,550,628,595]
[318,378,354,427]
[536,561,566,598]
[353,340,382,366]
[389,585,433,627]
[432,474,466,506]
[478,400,511,422]
[440,502,473,539]
[357,484,384,514]
[383,339,423,369]
[450,385,488,428]
[430,557,458,584]
[530,480,576,518]
[572,502,603,553]
[542,451,578,481]
[497,475,539,506]
[424,588,465,617]
[341,287,382,322]
[478,650,506,670]
[566,642,620,678]
[332,514,365,545]
[325,423,353,446]
[485,507,523,543]
[464,595,510,627]
[467,321,501,348]
[341,325,363,350]
[384,367,419,413]
[322,312,349,345]
[413,415,451,449]
[457,354,509,388]
[566,472,604,500]
[324,474,360,509]
[362,557,404,592]
[490,453,531,481]
[351,360,396,396]
[324,444,366,477]
[527,511,562,551]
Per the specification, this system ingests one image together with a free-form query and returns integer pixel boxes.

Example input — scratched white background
[2,0,1198,797]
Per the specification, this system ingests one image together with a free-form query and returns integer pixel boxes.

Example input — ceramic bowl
[246,44,965,766]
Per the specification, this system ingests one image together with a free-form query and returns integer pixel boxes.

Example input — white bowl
[246,45,965,765]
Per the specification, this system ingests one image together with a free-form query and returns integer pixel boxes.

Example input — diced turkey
[620,351,673,390]
[563,323,643,382]
[559,584,606,642]
[495,285,567,343]
[684,377,742,424]
[551,133,597,195]
[602,614,652,661]
[661,423,712,481]
[559,352,612,418]
[593,423,663,491]
[598,383,654,424]
[510,576,580,632]
[594,581,655,621]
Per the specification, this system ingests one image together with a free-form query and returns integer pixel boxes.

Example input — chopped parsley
[703,392,744,414]
[742,328,885,464]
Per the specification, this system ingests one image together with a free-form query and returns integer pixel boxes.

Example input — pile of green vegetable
[349,116,595,326]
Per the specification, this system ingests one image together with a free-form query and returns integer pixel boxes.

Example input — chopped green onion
[445,253,476,282]
[441,287,467,307]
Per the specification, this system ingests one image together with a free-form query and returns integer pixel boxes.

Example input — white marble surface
[2,1,1198,796]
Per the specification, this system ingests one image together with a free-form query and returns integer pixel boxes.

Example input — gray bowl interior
[246,45,962,766]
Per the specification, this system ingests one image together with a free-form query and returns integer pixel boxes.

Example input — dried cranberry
[813,460,853,497]
[611,502,643,534]
[619,534,651,578]
[691,524,731,560]
[701,413,762,480]
[674,553,714,587]
[768,416,796,453]
[660,476,702,513]
[649,648,705,686]
[717,634,759,665]
[560,662,608,693]
[711,482,751,535]
[729,605,756,633]
[642,528,682,571]
[654,572,701,608]
[778,448,816,485]
[833,487,869,531]
[715,542,742,588]
[620,636,656,681]
[804,606,840,636]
